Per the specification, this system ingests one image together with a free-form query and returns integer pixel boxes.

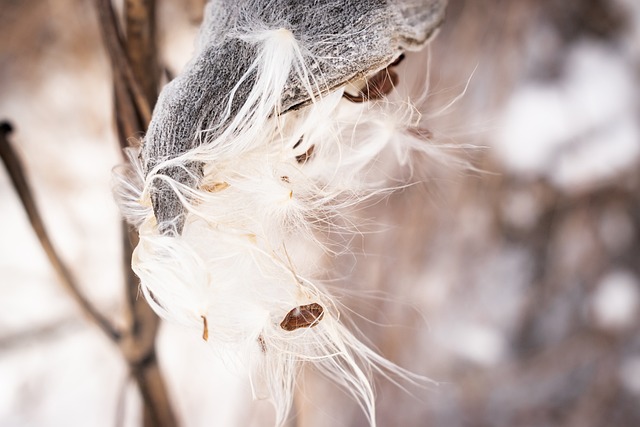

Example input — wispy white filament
[113,27,442,427]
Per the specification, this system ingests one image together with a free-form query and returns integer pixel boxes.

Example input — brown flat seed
[295,144,315,164]
[201,181,230,192]
[258,335,267,353]
[280,303,324,331]
[201,315,209,341]
[343,68,399,103]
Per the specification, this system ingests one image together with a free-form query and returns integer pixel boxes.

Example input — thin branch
[94,0,179,425]
[0,122,120,341]
[3,2,178,424]
[125,0,159,106]
[114,76,143,149]
[132,353,180,427]
[95,0,153,126]
[118,0,162,364]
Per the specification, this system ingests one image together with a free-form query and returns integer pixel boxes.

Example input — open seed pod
[113,1,447,425]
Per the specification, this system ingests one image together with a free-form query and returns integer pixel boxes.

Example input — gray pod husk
[142,0,447,235]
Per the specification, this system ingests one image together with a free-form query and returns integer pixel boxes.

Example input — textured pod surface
[143,0,446,233]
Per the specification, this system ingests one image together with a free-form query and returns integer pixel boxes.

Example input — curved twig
[0,122,120,341]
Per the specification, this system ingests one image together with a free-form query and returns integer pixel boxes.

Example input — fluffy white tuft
[114,30,450,427]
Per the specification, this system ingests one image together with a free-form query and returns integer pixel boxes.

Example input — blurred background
[1,0,639,426]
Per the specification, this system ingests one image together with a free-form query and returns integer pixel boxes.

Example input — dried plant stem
[1,122,178,426]
[95,0,153,126]
[124,0,159,105]
[132,355,180,427]
[0,122,120,341]
[94,0,179,426]
[3,0,189,425]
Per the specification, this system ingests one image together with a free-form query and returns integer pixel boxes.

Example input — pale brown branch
[0,122,120,342]
[114,75,143,149]
[125,0,160,106]
[132,353,180,427]
[94,1,179,425]
[95,0,153,126]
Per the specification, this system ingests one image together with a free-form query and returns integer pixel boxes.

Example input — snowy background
[1,0,639,426]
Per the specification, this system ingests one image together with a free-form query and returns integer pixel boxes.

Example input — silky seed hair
[112,1,448,426]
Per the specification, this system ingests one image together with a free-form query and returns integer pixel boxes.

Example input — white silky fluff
[113,27,440,427]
